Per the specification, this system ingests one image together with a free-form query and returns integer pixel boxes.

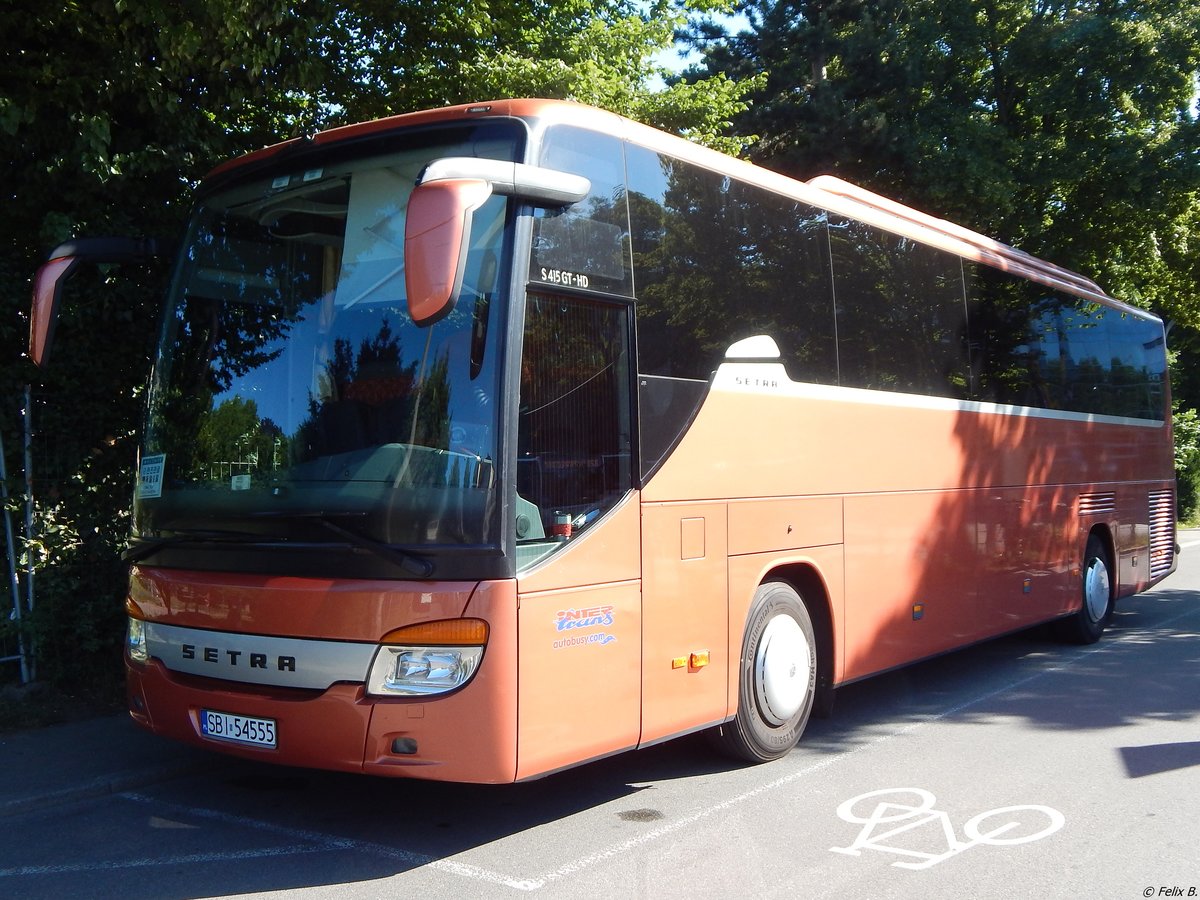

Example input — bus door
[514,292,642,778]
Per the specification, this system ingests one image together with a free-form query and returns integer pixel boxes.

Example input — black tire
[712,580,816,763]
[1056,533,1114,644]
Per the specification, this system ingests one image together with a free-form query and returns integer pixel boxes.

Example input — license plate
[200,709,277,748]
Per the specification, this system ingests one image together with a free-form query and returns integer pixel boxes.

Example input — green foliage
[1172,346,1200,521]
[1173,405,1200,522]
[298,0,756,151]
[1,0,755,693]
[691,0,1200,325]
[2,0,317,695]
[196,397,287,482]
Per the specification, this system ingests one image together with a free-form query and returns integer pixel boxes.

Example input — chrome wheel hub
[1083,556,1111,623]
[754,613,812,726]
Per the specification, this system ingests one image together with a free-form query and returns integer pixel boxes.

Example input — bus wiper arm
[246,511,435,577]
[313,517,435,578]
[123,528,270,564]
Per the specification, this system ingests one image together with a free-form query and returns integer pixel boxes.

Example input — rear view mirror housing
[404,158,589,327]
[404,179,495,327]
[30,237,168,367]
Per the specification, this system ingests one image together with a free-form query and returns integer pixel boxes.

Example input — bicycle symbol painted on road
[830,788,1065,870]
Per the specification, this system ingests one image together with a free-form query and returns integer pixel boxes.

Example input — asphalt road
[3,539,1199,899]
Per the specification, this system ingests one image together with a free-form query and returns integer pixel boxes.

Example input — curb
[0,756,216,819]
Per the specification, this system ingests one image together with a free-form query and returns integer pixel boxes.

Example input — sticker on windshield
[139,454,165,499]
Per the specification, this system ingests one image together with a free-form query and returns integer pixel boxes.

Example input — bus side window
[531,127,632,297]
[518,293,633,537]
[625,143,839,478]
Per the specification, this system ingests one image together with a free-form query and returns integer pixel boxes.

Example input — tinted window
[628,146,837,384]
[828,218,971,398]
[967,263,1047,407]
[626,144,838,475]
[627,147,732,381]
[966,262,1166,419]
[517,292,633,554]
[1107,312,1167,419]
[728,180,839,384]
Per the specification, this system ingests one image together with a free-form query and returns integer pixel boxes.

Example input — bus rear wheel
[1057,533,1114,644]
[712,580,816,763]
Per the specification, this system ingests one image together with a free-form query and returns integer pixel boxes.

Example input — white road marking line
[120,793,537,890]
[0,845,329,878]
[0,791,533,889]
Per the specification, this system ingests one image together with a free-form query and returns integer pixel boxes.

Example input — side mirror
[404,158,590,327]
[30,254,81,368]
[404,179,495,327]
[29,237,167,367]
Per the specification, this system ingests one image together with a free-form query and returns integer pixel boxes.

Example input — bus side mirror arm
[30,237,170,368]
[404,159,590,327]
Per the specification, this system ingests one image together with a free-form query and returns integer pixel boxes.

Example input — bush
[1175,406,1200,524]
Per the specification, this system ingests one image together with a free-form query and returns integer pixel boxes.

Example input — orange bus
[31,99,1176,781]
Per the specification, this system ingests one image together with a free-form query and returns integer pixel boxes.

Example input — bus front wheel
[712,580,816,763]
[1057,533,1114,644]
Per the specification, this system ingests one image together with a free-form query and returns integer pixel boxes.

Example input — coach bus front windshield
[133,129,519,569]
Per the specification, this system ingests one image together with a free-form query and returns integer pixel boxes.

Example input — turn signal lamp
[366,619,489,697]
[378,619,489,646]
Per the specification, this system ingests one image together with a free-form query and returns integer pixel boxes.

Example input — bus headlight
[367,646,484,695]
[366,619,488,697]
[127,616,149,664]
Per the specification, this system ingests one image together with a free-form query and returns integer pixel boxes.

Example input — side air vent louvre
[1149,490,1175,579]
[1078,492,1116,517]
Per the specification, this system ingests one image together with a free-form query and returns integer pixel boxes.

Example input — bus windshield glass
[135,127,520,553]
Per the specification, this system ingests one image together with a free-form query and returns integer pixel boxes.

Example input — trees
[1,0,753,691]
[690,0,1200,328]
[2,0,333,692]
[307,0,755,151]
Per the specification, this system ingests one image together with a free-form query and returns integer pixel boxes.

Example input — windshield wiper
[127,517,436,577]
[247,511,435,578]
[123,528,273,564]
